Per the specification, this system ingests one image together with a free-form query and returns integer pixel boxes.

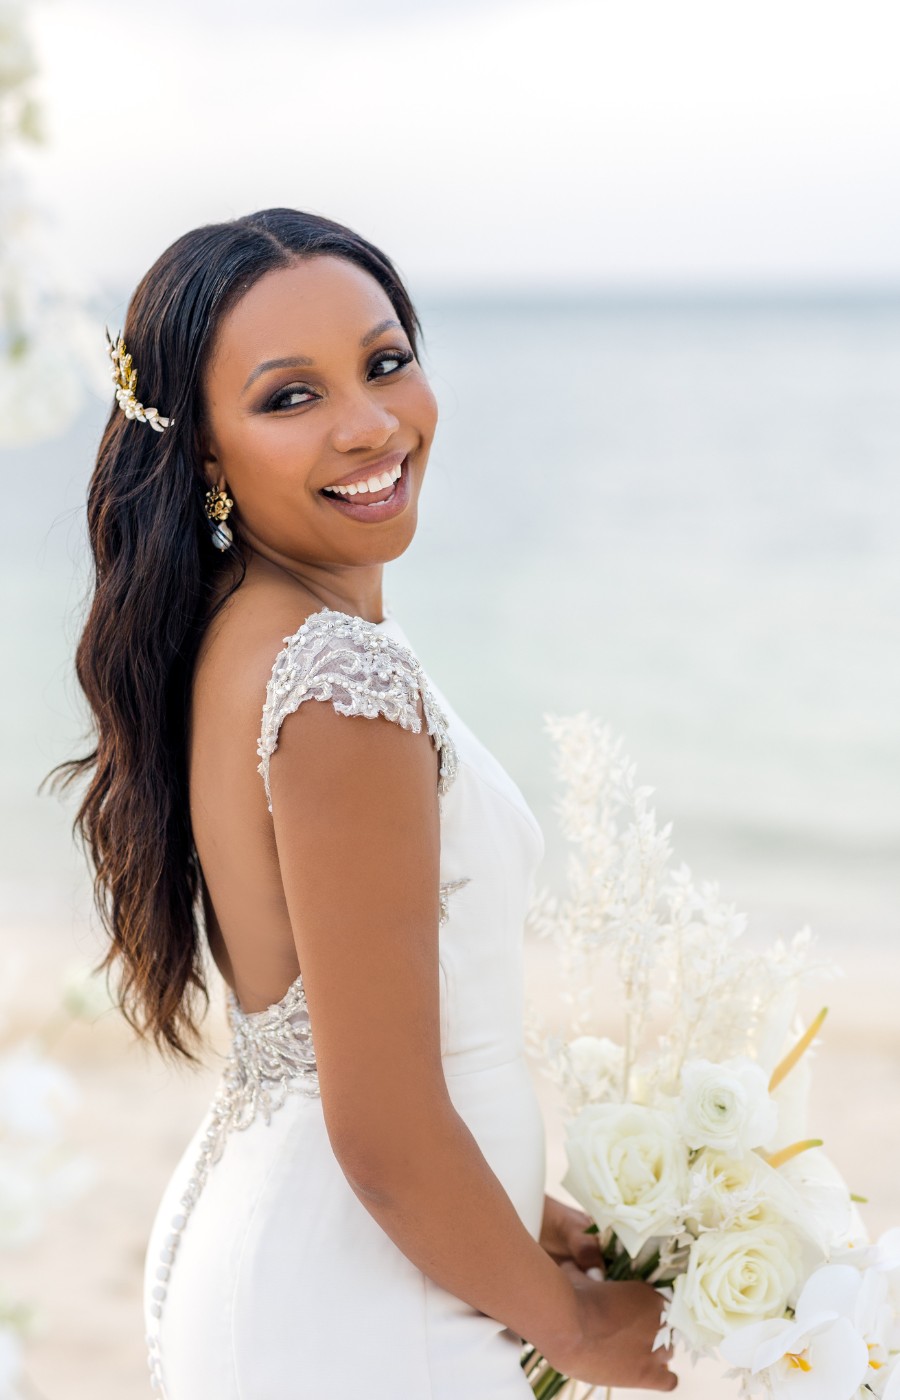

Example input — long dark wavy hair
[42,209,423,1066]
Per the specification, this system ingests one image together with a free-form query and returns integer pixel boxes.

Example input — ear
[199,433,222,491]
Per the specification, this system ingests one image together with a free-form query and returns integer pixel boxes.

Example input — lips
[319,449,407,499]
[321,461,401,504]
[318,454,412,522]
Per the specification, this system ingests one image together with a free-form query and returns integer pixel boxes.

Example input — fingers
[648,1368,678,1391]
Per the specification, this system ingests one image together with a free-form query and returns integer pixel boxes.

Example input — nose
[330,385,400,454]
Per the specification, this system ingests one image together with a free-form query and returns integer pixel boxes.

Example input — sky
[20,0,900,293]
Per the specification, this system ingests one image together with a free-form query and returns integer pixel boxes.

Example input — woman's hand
[539,1194,605,1276]
[545,1261,677,1391]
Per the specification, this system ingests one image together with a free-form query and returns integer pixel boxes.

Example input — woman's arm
[267,696,672,1387]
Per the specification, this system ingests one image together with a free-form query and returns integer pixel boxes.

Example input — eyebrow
[241,318,403,393]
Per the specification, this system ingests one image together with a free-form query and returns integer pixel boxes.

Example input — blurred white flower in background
[554,1034,626,1112]
[0,1041,78,1142]
[0,958,103,1397]
[0,1319,25,1400]
[0,0,103,448]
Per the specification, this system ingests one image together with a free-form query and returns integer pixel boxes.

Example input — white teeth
[323,460,404,497]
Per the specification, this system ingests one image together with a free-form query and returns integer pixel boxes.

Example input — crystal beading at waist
[183,981,320,1208]
[224,978,320,1108]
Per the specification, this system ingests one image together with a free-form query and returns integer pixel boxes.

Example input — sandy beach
[6,926,900,1400]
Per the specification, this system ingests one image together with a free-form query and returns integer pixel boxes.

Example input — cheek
[226,414,326,490]
[402,373,439,442]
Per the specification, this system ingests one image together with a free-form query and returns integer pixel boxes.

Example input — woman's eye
[267,385,317,411]
[369,349,413,378]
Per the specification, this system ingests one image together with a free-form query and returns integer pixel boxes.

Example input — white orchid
[720,1263,894,1398]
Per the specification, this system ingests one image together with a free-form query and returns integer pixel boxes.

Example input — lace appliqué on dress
[146,987,320,1396]
[256,608,459,814]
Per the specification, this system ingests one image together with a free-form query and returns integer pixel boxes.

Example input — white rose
[561,1036,625,1110]
[561,1102,689,1257]
[685,1150,787,1233]
[678,1057,778,1156]
[683,1151,824,1279]
[665,1224,801,1353]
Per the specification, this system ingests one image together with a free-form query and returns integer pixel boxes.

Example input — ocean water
[3,293,898,952]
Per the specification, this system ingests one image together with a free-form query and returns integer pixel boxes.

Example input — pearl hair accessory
[106,328,171,432]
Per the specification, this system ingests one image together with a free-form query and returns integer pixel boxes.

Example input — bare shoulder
[191,568,324,748]
[195,568,321,705]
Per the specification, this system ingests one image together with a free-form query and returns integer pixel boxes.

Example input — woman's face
[201,254,438,577]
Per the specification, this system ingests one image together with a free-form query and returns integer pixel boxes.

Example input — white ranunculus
[560,1036,625,1110]
[665,1224,801,1353]
[561,1102,688,1257]
[678,1057,778,1156]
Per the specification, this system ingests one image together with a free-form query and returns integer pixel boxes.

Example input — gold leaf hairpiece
[106,327,171,432]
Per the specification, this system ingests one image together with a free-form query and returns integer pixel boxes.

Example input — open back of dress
[143,607,547,1398]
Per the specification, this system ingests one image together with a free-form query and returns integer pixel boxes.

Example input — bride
[50,208,676,1395]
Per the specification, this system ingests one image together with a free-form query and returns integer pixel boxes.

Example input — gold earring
[204,484,234,551]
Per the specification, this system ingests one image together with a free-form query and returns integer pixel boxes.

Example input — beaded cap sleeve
[256,608,459,815]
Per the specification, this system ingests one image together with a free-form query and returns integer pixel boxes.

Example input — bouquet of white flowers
[521,714,899,1400]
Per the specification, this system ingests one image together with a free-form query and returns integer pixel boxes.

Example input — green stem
[533,1365,570,1399]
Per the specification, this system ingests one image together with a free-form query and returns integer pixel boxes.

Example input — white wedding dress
[142,606,548,1397]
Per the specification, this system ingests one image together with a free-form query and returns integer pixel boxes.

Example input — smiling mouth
[320,459,403,504]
